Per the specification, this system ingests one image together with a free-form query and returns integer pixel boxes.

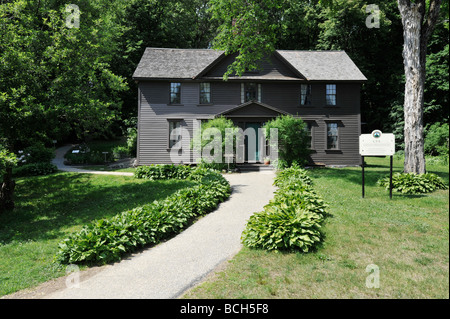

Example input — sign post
[359,130,395,199]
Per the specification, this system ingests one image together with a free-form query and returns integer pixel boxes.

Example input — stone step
[237,164,275,172]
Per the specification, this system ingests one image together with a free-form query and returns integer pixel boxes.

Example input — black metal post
[389,155,393,199]
[362,156,365,198]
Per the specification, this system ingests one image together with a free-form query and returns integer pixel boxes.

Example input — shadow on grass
[0,173,195,245]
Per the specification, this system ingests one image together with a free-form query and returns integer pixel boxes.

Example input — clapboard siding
[138,80,362,166]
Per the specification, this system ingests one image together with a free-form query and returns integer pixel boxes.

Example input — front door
[245,122,261,162]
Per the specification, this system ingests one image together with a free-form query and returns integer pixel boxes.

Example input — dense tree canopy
[1,0,448,152]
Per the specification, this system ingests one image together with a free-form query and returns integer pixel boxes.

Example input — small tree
[192,117,239,169]
[0,145,18,214]
[263,115,311,168]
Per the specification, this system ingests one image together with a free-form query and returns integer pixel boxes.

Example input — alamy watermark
[65,4,80,29]
[365,264,380,288]
[65,264,80,289]
[366,4,380,29]
[169,121,279,165]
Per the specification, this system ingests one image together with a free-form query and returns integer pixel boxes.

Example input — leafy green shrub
[377,172,448,194]
[192,117,239,165]
[273,164,313,188]
[64,143,118,164]
[112,145,130,160]
[263,115,311,168]
[13,162,57,177]
[56,166,231,264]
[134,164,195,180]
[425,122,449,156]
[126,127,138,157]
[18,143,54,165]
[242,167,328,252]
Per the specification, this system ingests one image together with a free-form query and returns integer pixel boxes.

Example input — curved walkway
[52,145,134,176]
[11,146,277,298]
[45,171,275,299]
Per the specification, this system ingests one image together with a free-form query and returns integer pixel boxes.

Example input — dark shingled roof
[133,48,367,81]
[132,48,224,80]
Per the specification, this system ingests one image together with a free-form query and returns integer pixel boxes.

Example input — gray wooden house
[132,48,367,166]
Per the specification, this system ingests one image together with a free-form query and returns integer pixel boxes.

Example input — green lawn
[184,157,449,299]
[0,172,194,297]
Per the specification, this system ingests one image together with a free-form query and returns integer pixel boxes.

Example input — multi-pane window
[200,83,211,104]
[327,122,339,149]
[170,82,181,104]
[244,83,258,102]
[169,120,182,148]
[326,84,336,106]
[300,84,312,106]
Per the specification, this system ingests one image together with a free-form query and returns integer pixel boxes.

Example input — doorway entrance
[245,122,261,162]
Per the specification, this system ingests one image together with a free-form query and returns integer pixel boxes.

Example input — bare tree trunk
[397,0,441,174]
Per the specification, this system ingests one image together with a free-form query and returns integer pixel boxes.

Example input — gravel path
[52,145,134,176]
[40,170,276,299]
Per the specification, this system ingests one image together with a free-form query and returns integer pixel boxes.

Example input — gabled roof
[277,50,367,81]
[132,48,224,80]
[133,48,367,82]
[216,101,290,118]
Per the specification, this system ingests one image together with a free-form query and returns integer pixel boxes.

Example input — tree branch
[422,0,442,40]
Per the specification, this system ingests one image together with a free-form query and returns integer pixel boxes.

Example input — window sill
[325,149,342,154]
[197,104,213,106]
[324,105,339,108]
[167,104,184,106]
[298,105,314,108]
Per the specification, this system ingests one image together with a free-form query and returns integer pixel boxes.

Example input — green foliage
[263,115,310,168]
[192,117,239,166]
[425,122,449,156]
[0,0,127,150]
[56,166,231,264]
[377,172,448,194]
[13,162,57,177]
[0,145,17,176]
[134,164,194,180]
[242,166,328,252]
[18,144,54,165]
[209,0,282,79]
[273,164,313,187]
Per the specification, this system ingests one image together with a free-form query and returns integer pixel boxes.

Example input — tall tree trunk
[397,0,442,174]
[0,167,15,213]
[399,1,426,174]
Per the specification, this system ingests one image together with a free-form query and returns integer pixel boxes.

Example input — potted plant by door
[264,157,270,165]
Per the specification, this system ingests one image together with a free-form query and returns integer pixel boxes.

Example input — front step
[237,163,275,172]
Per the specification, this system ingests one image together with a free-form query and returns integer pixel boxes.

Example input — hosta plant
[377,172,448,194]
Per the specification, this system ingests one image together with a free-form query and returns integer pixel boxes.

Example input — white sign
[359,130,395,156]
